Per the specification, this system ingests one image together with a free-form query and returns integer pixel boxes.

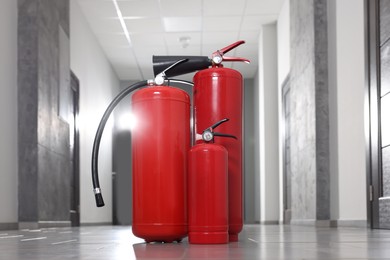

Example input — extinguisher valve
[202,118,237,143]
[211,40,251,65]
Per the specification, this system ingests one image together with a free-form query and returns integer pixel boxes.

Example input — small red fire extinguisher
[193,41,249,242]
[188,118,236,244]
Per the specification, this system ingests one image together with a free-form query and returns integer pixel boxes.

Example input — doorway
[367,0,390,229]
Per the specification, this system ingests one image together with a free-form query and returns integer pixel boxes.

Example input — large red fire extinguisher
[131,84,190,243]
[193,41,249,242]
[188,118,236,244]
[90,60,194,243]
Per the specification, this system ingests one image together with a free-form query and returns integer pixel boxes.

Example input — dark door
[282,75,291,224]
[70,72,80,227]
[367,0,390,229]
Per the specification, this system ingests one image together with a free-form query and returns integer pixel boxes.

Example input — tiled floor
[1,224,390,259]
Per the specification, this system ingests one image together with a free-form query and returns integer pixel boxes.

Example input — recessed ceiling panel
[164,32,202,47]
[163,17,202,32]
[78,0,117,18]
[166,44,201,56]
[241,15,277,31]
[203,0,246,16]
[118,0,160,17]
[203,16,242,32]
[202,32,239,47]
[131,33,166,47]
[245,0,285,15]
[125,18,164,33]
[160,0,202,17]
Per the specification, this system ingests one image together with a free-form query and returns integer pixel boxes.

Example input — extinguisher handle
[218,40,246,55]
[222,56,250,63]
[209,118,229,130]
[211,40,251,65]
[213,132,237,140]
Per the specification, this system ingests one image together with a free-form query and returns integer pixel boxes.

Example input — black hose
[92,80,148,207]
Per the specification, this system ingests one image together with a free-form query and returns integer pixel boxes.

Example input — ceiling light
[112,0,132,46]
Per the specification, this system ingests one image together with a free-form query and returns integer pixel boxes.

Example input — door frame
[281,74,291,224]
[70,71,80,227]
[366,0,383,229]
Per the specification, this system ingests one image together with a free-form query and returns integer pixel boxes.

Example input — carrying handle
[211,40,250,65]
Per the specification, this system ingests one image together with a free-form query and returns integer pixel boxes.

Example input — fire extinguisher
[153,40,249,242]
[188,118,236,244]
[92,41,249,243]
[131,84,190,243]
[193,41,249,242]
[91,60,194,243]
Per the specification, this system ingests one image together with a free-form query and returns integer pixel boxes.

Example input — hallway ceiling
[76,0,284,81]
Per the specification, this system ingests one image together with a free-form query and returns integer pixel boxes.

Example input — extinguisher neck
[212,63,224,68]
[201,118,237,143]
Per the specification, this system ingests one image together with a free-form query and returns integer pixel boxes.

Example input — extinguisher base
[229,233,239,242]
[189,232,228,244]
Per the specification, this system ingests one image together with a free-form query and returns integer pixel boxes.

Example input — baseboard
[290,219,331,227]
[260,220,279,225]
[331,220,368,228]
[19,221,71,230]
[18,222,39,230]
[80,222,112,226]
[0,223,18,231]
[289,219,368,228]
[38,221,71,228]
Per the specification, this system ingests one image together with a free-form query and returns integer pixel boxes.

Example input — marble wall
[18,0,71,227]
[289,0,330,223]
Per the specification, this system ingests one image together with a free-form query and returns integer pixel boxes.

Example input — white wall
[277,0,290,223]
[259,23,279,223]
[71,1,120,223]
[0,0,18,225]
[328,0,367,224]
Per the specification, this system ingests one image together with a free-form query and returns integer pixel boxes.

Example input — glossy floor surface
[1,224,390,259]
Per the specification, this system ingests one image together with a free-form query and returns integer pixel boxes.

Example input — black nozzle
[153,56,211,77]
[95,193,105,207]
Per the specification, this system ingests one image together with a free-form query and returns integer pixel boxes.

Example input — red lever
[211,40,250,65]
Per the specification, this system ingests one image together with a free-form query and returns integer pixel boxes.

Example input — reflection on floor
[1,224,390,259]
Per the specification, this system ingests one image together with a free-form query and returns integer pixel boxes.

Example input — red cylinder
[193,67,243,242]
[131,86,190,243]
[188,143,229,244]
